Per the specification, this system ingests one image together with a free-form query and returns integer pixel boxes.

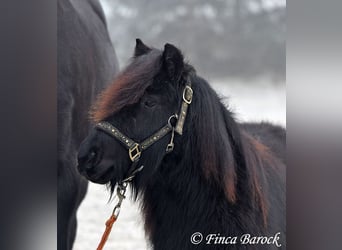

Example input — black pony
[57,0,118,249]
[78,40,286,249]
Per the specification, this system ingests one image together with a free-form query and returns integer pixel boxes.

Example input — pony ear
[162,43,184,82]
[134,38,151,57]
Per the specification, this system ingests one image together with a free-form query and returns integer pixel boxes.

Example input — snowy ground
[73,80,285,250]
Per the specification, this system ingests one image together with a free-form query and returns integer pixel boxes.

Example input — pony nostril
[84,150,97,169]
[88,150,96,162]
[78,149,97,167]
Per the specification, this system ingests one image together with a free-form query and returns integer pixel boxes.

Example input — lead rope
[96,182,128,250]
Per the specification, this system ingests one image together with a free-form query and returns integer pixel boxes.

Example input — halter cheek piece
[95,81,193,183]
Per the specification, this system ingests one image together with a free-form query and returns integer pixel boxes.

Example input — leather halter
[95,81,193,182]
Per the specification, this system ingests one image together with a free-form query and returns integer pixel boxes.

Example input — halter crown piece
[95,79,193,250]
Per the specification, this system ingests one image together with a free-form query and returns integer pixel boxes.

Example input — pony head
[77,39,192,191]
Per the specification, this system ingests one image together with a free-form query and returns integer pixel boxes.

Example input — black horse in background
[57,0,118,249]
[77,40,285,249]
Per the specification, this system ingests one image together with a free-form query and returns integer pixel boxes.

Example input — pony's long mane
[186,75,274,226]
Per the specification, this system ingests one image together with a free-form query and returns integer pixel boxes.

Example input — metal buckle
[183,85,193,104]
[129,143,141,162]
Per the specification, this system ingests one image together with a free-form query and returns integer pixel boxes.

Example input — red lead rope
[96,214,117,250]
[96,182,127,250]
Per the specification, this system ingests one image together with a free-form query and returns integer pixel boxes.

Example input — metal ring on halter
[168,114,178,127]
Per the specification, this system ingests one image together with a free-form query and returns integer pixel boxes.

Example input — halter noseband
[95,80,193,182]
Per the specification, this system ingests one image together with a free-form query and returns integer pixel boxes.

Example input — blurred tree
[101,0,285,82]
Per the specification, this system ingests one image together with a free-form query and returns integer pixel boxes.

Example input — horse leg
[58,189,74,250]
[58,160,88,250]
[67,212,77,249]
[57,208,71,250]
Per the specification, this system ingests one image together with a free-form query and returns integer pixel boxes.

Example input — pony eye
[144,100,156,108]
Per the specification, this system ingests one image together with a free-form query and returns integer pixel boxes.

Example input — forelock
[91,49,162,122]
